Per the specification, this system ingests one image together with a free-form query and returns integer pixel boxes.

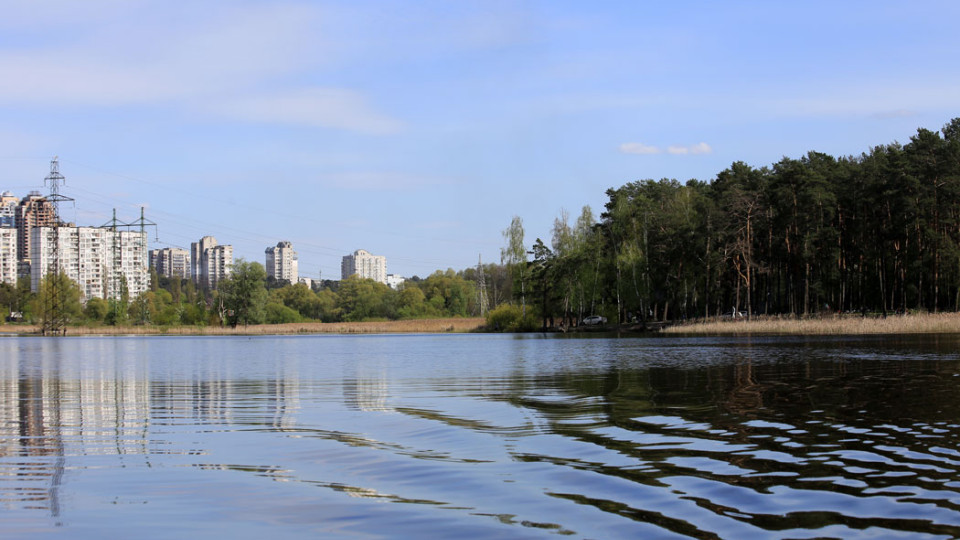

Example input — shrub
[265,302,301,324]
[485,303,538,332]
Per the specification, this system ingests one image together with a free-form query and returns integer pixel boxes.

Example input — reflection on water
[0,334,959,538]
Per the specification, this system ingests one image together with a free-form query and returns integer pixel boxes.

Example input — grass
[0,317,487,336]
[660,312,960,336]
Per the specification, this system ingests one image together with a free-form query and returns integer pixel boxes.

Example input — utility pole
[41,157,74,335]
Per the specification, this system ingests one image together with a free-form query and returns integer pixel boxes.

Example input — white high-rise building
[191,236,232,289]
[0,228,16,285]
[0,191,17,228]
[341,249,387,284]
[265,241,298,284]
[30,226,148,301]
[150,247,190,279]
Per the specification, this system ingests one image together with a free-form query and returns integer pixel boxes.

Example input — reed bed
[661,312,960,336]
[0,318,487,336]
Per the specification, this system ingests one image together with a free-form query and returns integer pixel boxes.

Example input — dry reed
[661,312,960,336]
[0,317,486,336]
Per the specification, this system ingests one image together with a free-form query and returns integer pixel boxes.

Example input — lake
[1,333,959,539]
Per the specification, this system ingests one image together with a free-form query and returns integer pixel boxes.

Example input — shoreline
[659,312,960,336]
[6,313,960,337]
[0,317,487,336]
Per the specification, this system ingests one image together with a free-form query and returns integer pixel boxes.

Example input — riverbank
[660,312,960,335]
[0,317,487,336]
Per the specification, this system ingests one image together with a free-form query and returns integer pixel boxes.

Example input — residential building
[386,274,406,290]
[297,276,314,290]
[150,247,190,279]
[0,228,16,285]
[265,241,298,284]
[0,191,17,228]
[341,249,387,284]
[30,226,149,301]
[15,191,54,270]
[191,236,232,289]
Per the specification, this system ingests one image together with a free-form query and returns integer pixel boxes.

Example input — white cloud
[619,142,661,155]
[621,142,712,156]
[668,142,712,155]
[213,89,402,134]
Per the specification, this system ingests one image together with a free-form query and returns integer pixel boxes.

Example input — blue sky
[1,1,958,279]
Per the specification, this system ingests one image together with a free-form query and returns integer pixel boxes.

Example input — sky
[1,1,959,280]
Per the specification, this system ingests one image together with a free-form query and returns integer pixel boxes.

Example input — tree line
[1,261,494,327]
[500,118,960,328]
[7,118,958,330]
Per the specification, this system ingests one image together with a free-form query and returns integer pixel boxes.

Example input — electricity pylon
[41,157,74,335]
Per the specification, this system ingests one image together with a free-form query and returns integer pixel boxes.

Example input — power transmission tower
[41,157,74,335]
[101,207,156,323]
[476,254,488,316]
[102,209,128,322]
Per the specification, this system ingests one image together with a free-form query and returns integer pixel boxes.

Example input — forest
[505,118,960,328]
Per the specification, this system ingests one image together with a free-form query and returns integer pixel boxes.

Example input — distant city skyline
[0,2,958,278]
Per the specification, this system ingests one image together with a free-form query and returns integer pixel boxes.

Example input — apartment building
[0,191,17,228]
[30,226,149,301]
[265,241,298,284]
[150,247,190,279]
[341,249,387,284]
[191,236,232,289]
[0,228,16,285]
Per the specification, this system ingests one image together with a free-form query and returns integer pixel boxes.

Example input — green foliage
[128,292,155,325]
[396,286,435,318]
[218,259,268,326]
[104,299,127,325]
[314,288,339,322]
[271,283,324,319]
[0,282,16,315]
[485,303,538,332]
[502,216,527,313]
[336,275,396,321]
[83,297,109,322]
[265,302,301,324]
[419,269,476,317]
[498,117,960,323]
[33,271,83,326]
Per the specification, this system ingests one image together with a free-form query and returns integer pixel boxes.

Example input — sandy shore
[660,312,960,335]
[0,317,487,336]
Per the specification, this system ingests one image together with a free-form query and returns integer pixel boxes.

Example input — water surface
[1,333,959,538]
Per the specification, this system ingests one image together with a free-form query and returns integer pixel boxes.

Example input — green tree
[265,302,301,323]
[314,288,340,322]
[33,271,82,328]
[420,270,476,317]
[502,216,528,315]
[271,283,324,320]
[218,259,268,327]
[396,285,436,318]
[83,296,109,322]
[336,275,397,321]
